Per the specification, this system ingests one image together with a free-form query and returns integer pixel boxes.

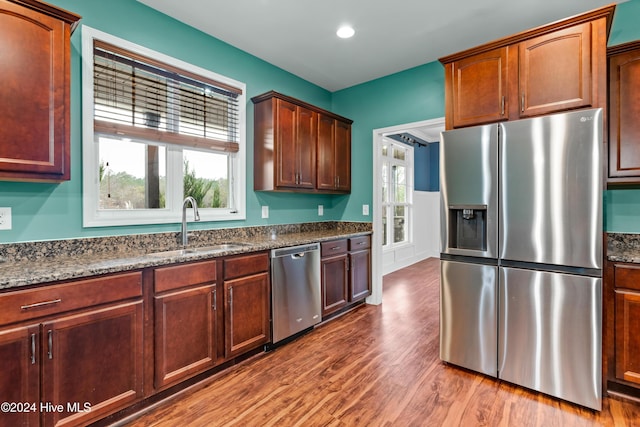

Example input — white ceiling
[137,0,621,92]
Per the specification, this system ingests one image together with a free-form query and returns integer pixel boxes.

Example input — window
[381,140,413,247]
[82,26,246,227]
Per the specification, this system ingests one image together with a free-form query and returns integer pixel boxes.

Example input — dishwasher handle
[271,243,320,258]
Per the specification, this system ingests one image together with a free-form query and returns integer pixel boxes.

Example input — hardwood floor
[119,258,640,427]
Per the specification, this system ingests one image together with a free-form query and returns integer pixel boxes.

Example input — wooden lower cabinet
[321,236,372,318]
[615,290,640,385]
[154,284,216,389]
[42,301,143,427]
[606,260,640,399]
[0,324,40,427]
[349,249,372,301]
[224,272,270,358]
[0,271,143,427]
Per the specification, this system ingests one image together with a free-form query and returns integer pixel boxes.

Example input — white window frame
[81,26,246,227]
[381,139,414,249]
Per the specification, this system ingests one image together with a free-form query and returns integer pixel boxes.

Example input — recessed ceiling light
[337,25,355,39]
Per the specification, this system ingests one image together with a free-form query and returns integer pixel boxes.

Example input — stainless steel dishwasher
[270,243,321,344]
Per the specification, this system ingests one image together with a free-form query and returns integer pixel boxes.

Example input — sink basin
[147,243,251,258]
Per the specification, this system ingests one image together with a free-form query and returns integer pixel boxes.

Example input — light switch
[362,204,370,216]
[261,205,269,219]
[318,205,324,216]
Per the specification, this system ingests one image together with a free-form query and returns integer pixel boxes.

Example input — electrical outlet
[318,205,324,216]
[362,204,370,216]
[261,205,269,219]
[0,207,12,230]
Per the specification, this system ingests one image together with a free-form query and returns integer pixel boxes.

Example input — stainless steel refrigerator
[439,108,603,410]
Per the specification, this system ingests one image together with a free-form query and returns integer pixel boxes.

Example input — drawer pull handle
[358,242,366,245]
[21,299,62,310]
[331,246,341,250]
[30,333,36,365]
[47,330,53,360]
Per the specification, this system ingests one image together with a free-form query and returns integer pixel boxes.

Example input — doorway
[368,118,444,305]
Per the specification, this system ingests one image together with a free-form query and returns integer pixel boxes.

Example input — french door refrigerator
[439,108,603,410]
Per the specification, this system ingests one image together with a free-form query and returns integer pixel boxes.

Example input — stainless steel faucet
[181,196,200,246]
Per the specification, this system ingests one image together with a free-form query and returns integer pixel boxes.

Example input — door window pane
[394,205,406,244]
[393,165,406,203]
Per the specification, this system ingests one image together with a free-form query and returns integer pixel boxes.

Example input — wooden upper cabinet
[0,0,80,182]
[440,5,613,129]
[449,47,510,127]
[253,91,352,193]
[519,22,592,118]
[317,114,351,193]
[608,41,640,184]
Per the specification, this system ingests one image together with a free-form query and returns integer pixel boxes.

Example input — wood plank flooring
[119,258,640,427]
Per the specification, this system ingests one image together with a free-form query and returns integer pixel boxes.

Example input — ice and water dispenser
[447,205,487,251]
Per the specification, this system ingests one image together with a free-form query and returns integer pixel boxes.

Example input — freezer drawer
[440,259,497,376]
[498,267,602,410]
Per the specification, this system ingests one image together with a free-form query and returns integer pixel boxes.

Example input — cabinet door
[0,324,39,427]
[519,22,592,118]
[321,254,349,317]
[615,290,640,385]
[41,301,143,427]
[609,46,640,180]
[0,1,77,181]
[334,120,351,192]
[275,99,299,188]
[450,47,509,128]
[154,284,216,389]
[224,272,270,358]
[349,249,371,302]
[317,114,336,191]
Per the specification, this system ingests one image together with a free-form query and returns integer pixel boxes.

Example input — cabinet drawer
[321,239,348,257]
[349,235,371,251]
[614,264,640,292]
[155,260,217,293]
[0,271,142,325]
[224,252,269,280]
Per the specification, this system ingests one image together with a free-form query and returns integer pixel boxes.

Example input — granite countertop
[0,222,372,291]
[607,232,640,264]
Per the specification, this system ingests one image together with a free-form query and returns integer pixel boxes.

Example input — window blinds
[93,40,241,153]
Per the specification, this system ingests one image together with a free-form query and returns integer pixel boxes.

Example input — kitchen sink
[147,243,251,257]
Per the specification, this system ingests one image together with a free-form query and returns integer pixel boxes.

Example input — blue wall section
[2,0,640,242]
[414,143,440,192]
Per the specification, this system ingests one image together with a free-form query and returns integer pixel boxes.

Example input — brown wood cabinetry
[0,324,39,427]
[321,236,372,318]
[608,41,640,184]
[317,114,351,192]
[611,263,640,387]
[349,236,372,301]
[321,239,349,317]
[440,6,613,129]
[450,47,510,127]
[252,91,352,193]
[0,0,80,182]
[0,271,143,427]
[223,252,270,358]
[605,260,640,400]
[153,260,217,390]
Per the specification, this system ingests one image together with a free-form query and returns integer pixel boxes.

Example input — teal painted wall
[0,0,341,243]
[331,62,445,221]
[3,0,640,243]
